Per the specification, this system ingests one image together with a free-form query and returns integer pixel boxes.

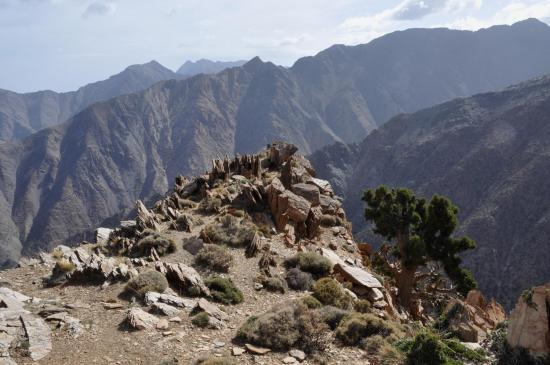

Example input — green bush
[285,252,332,278]
[196,358,237,365]
[195,244,233,272]
[199,197,222,213]
[407,332,447,365]
[202,215,256,247]
[285,268,314,291]
[320,214,345,227]
[126,270,168,297]
[262,276,288,294]
[301,295,323,309]
[236,301,329,353]
[312,278,353,309]
[205,276,244,305]
[319,306,350,330]
[489,325,549,365]
[135,231,177,256]
[355,299,372,313]
[335,313,402,346]
[191,312,211,328]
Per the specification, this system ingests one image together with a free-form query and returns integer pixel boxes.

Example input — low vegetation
[335,313,402,346]
[195,244,233,272]
[262,275,288,294]
[126,270,168,298]
[236,301,329,353]
[312,278,353,309]
[285,252,332,278]
[134,231,177,257]
[205,276,244,305]
[202,215,256,247]
[199,197,222,214]
[191,312,211,328]
[285,267,314,291]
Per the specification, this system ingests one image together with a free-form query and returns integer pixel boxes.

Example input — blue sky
[1,0,549,93]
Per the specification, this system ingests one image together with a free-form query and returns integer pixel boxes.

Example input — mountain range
[0,59,246,142]
[310,74,550,308]
[1,18,550,281]
[176,59,247,77]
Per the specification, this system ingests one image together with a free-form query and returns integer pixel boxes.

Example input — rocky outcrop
[507,283,550,355]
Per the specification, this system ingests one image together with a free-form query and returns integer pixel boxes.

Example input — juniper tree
[362,186,476,313]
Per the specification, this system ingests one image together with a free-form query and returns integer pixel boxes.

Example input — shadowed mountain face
[176,59,248,77]
[311,75,550,308]
[0,61,181,142]
[2,19,550,270]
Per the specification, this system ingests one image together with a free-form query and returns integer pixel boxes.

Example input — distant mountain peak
[176,59,247,76]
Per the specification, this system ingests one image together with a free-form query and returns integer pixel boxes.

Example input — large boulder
[507,284,550,355]
[292,183,320,206]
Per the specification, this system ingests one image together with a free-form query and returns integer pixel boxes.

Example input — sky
[1,0,550,93]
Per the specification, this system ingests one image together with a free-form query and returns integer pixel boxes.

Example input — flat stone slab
[334,263,382,288]
[21,313,52,361]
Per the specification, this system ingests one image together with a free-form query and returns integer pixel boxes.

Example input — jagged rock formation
[311,74,550,309]
[2,19,550,267]
[0,61,182,142]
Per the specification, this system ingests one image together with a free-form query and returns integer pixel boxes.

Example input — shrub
[262,276,288,294]
[202,215,256,247]
[285,252,332,278]
[319,306,350,330]
[312,278,353,310]
[407,332,447,365]
[489,325,548,365]
[54,259,76,273]
[301,295,322,309]
[285,268,314,291]
[205,276,244,305]
[135,232,176,256]
[320,214,345,227]
[335,313,402,346]
[355,299,372,313]
[191,312,210,328]
[126,270,168,297]
[195,244,233,272]
[199,197,222,214]
[46,259,76,286]
[236,301,329,353]
[178,198,197,209]
[361,334,387,353]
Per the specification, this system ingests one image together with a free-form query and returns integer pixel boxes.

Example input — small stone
[156,319,169,330]
[289,349,306,361]
[169,317,182,323]
[213,341,225,348]
[254,283,264,290]
[245,343,271,355]
[232,347,245,356]
[162,331,174,336]
[283,357,297,364]
[103,302,124,310]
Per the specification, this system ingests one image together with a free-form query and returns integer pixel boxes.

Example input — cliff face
[312,75,550,308]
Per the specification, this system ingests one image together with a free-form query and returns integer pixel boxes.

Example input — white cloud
[82,0,116,19]
[446,1,550,29]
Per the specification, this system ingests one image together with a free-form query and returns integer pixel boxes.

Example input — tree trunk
[395,231,418,315]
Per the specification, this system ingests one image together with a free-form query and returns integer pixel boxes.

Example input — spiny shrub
[202,215,256,247]
[285,252,332,278]
[354,299,372,313]
[196,357,237,365]
[126,270,168,298]
[285,268,314,291]
[262,276,288,294]
[236,301,329,353]
[312,278,353,310]
[191,312,211,328]
[335,313,402,346]
[54,259,76,273]
[195,244,233,272]
[301,295,323,309]
[135,231,176,257]
[319,306,350,330]
[320,214,345,227]
[199,197,222,214]
[205,276,244,305]
[46,259,77,286]
[406,332,447,365]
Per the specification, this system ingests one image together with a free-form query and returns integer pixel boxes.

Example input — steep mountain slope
[177,59,247,77]
[0,61,180,142]
[311,75,550,308]
[3,19,550,268]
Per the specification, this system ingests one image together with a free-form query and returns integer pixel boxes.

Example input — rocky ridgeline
[0,142,524,365]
